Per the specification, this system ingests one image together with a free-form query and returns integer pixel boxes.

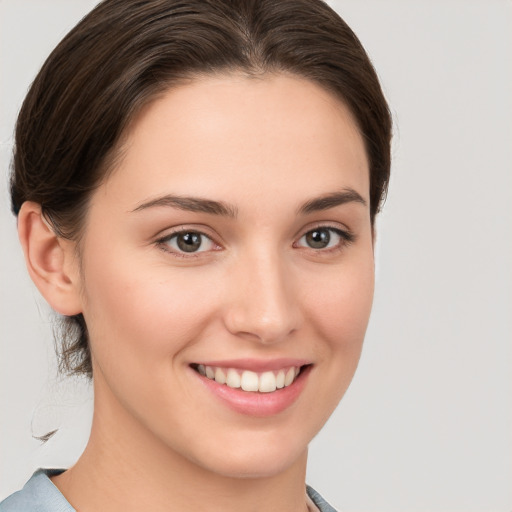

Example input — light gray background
[1,1,511,510]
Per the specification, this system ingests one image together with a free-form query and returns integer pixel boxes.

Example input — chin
[181,431,310,479]
[199,449,307,479]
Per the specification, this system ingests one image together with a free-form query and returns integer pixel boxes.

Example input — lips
[190,360,312,416]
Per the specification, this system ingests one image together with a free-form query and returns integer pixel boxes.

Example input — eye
[296,227,352,250]
[158,230,217,254]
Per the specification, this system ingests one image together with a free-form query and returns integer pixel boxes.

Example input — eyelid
[153,222,355,258]
[293,223,355,251]
[295,221,354,240]
[154,224,222,243]
[154,225,223,257]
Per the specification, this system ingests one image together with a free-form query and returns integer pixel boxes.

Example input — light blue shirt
[0,469,338,511]
[0,470,72,512]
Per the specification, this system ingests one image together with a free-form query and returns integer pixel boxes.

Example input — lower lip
[194,366,312,417]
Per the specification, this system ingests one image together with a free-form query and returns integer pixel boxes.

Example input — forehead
[94,73,369,213]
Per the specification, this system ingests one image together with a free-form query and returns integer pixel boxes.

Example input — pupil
[306,229,330,249]
[177,232,202,252]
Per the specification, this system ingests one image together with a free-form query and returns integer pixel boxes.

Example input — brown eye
[162,231,216,254]
[297,227,351,251]
[305,229,331,249]
[176,232,202,252]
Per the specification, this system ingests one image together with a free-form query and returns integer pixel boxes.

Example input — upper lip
[191,358,311,372]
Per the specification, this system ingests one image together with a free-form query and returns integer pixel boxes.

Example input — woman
[1,0,391,510]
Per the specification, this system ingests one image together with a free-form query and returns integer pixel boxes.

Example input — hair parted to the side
[11,0,392,379]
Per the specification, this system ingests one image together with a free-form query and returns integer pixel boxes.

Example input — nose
[223,250,302,344]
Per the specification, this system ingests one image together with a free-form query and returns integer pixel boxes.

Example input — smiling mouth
[191,364,308,393]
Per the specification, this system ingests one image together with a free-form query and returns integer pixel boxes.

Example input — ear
[17,201,83,316]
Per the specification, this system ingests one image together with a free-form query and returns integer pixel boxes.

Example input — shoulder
[0,469,74,512]
[307,485,339,512]
[1,472,336,512]
[306,485,338,512]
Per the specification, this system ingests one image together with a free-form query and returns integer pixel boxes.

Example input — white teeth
[284,367,295,386]
[259,371,277,393]
[200,365,303,393]
[214,367,226,384]
[276,370,285,389]
[226,368,241,388]
[241,370,259,392]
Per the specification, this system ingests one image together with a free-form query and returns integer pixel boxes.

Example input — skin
[19,73,374,512]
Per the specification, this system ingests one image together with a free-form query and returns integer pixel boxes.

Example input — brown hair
[11,0,392,378]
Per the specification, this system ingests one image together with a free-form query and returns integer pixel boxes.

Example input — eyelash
[156,228,220,258]
[294,225,355,253]
[155,225,355,258]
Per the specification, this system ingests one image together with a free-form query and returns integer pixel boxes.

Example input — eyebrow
[297,189,367,214]
[132,195,238,218]
[131,188,366,217]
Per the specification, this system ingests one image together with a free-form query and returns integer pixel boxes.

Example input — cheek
[307,257,374,351]
[287,252,374,438]
[303,248,374,401]
[80,253,219,374]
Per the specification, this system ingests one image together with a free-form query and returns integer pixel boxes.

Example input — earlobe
[17,201,82,316]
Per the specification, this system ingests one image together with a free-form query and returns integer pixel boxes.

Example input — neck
[52,376,310,512]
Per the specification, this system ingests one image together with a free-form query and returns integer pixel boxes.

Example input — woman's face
[77,73,374,478]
